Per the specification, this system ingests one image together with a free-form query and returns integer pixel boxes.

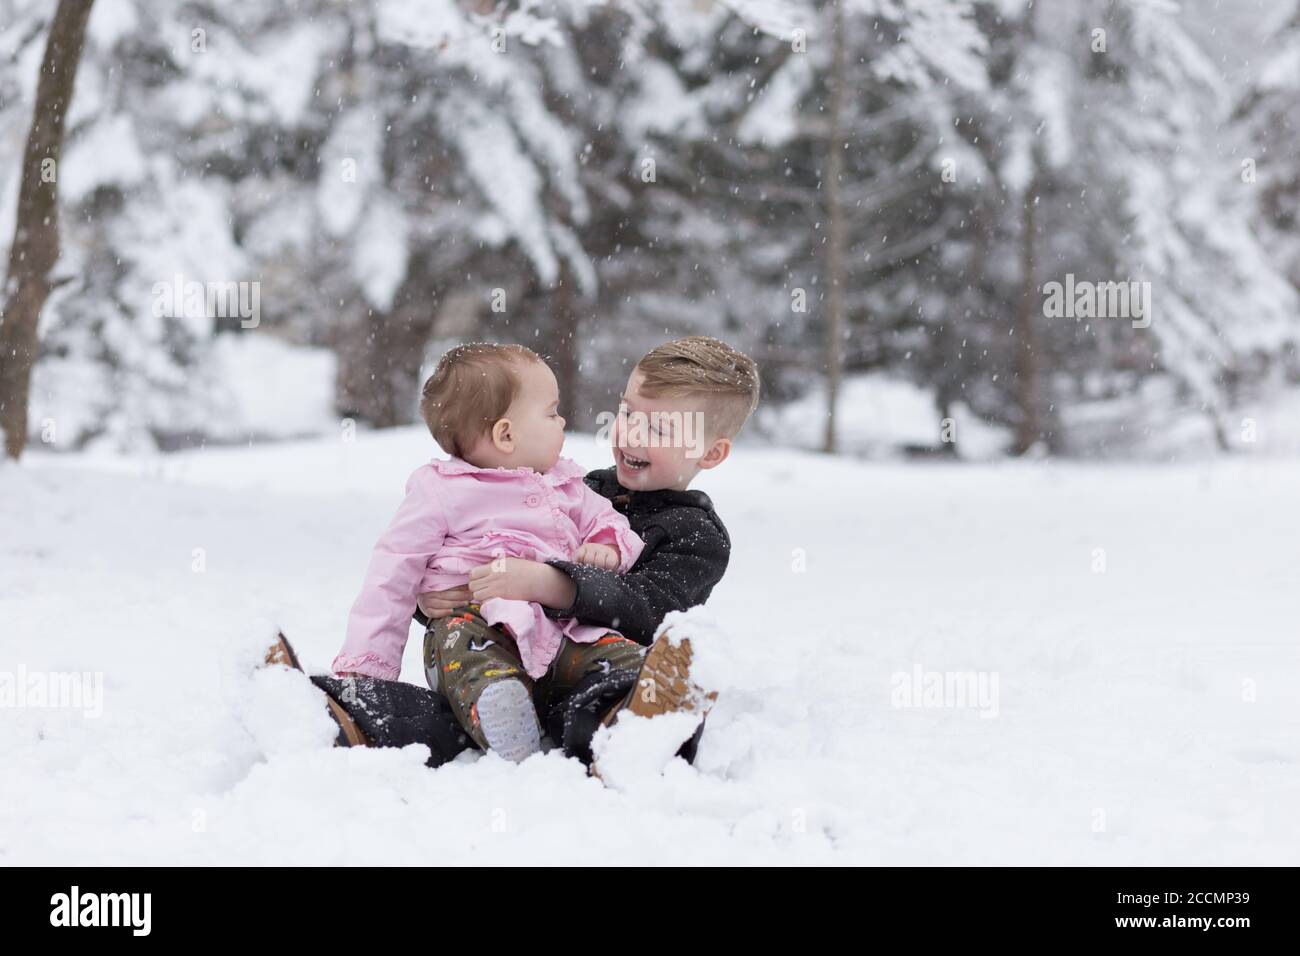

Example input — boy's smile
[614,447,652,474]
[611,370,730,492]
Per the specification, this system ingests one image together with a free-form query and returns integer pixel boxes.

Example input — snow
[625,59,703,142]
[736,55,813,147]
[205,336,339,441]
[4,430,1298,864]
[353,197,411,312]
[720,0,807,41]
[27,333,337,453]
[185,20,338,127]
[591,711,704,791]
[1258,39,1300,91]
[376,0,468,50]
[317,110,382,239]
[87,0,139,48]
[877,0,989,92]
[61,115,149,203]
[756,372,1011,458]
[451,107,560,284]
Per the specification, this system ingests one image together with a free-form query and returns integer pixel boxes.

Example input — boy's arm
[544,521,729,645]
[333,467,448,679]
[572,484,644,573]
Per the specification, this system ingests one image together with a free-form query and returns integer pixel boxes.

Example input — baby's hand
[573,542,619,570]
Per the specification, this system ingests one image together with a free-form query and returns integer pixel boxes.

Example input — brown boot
[607,632,717,724]
[592,630,716,778]
[264,633,370,748]
[264,632,302,671]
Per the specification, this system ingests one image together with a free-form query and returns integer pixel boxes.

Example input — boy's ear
[490,418,514,453]
[696,436,731,471]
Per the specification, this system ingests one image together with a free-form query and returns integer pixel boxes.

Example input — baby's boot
[474,680,541,763]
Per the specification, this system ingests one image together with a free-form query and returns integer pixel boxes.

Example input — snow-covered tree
[5,0,1294,456]
[585,0,989,445]
[1234,1,1300,290]
[1080,0,1298,448]
[939,0,1299,453]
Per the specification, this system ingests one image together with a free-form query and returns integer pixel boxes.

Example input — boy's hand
[573,543,619,570]
[467,557,544,603]
[463,558,578,610]
[417,586,473,618]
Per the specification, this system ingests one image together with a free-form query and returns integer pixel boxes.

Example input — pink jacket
[333,456,644,681]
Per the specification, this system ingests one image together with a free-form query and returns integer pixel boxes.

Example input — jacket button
[525,494,540,507]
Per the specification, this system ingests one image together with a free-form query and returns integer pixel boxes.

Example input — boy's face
[611,369,730,491]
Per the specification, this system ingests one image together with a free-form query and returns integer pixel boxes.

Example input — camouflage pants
[423,604,644,751]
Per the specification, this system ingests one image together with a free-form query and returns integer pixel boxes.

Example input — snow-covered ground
[3,430,1298,864]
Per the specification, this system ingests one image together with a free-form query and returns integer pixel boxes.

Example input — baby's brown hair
[636,336,761,438]
[420,343,544,457]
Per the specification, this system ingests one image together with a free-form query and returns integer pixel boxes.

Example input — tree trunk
[1012,177,1042,455]
[1008,1,1047,457]
[822,0,847,454]
[935,203,987,458]
[551,266,579,423]
[0,0,95,459]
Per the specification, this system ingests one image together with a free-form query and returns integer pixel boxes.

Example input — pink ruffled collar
[428,455,587,487]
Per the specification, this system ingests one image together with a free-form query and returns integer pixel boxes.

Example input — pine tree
[0,0,95,459]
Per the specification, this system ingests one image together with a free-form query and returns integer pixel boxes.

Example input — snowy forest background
[3,0,1300,460]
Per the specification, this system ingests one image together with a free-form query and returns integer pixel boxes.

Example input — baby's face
[503,360,567,472]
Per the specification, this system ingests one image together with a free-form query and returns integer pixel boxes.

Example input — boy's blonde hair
[420,343,543,457]
[635,336,761,439]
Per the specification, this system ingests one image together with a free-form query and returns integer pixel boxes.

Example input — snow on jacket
[333,456,644,681]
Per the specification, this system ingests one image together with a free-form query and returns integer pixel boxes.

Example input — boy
[284,335,759,770]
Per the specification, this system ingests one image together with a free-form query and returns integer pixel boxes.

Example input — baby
[332,343,644,761]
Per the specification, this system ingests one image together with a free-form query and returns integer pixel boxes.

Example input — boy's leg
[263,631,472,767]
[311,674,471,767]
[265,633,370,747]
[424,606,540,762]
[538,634,645,766]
